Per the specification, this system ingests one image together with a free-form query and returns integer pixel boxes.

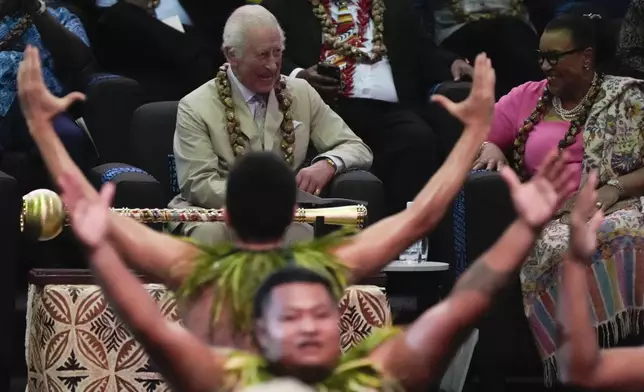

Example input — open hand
[568,172,603,261]
[296,160,335,195]
[59,172,115,249]
[431,53,495,131]
[17,46,85,130]
[501,150,577,230]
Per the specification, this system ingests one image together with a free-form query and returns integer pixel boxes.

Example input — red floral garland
[318,0,374,97]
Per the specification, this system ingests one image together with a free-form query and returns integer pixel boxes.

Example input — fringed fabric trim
[543,307,644,386]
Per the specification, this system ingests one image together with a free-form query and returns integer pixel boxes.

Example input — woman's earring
[583,62,590,70]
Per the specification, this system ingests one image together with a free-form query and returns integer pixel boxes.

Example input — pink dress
[489,79,583,188]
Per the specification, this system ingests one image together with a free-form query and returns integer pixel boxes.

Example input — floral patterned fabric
[26,282,391,392]
[520,75,644,383]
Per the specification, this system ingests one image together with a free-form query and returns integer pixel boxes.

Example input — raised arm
[333,53,494,281]
[17,46,201,290]
[557,172,644,391]
[61,178,224,392]
[371,150,577,389]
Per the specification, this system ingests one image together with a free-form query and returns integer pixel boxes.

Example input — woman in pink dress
[475,12,644,382]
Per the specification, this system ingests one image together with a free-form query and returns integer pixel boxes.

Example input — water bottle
[398,202,429,263]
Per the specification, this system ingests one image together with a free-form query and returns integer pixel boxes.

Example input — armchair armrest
[328,170,386,225]
[427,81,472,160]
[0,170,19,392]
[89,163,166,209]
[83,74,143,164]
[452,170,516,276]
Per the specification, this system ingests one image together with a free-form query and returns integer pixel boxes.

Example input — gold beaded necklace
[450,0,524,24]
[215,65,296,166]
[310,0,387,64]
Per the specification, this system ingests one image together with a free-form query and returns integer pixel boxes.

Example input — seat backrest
[128,101,179,203]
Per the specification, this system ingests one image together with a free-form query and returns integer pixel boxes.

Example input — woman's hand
[595,185,619,211]
[473,142,507,171]
[568,172,603,262]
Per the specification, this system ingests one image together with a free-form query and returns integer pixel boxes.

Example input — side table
[383,261,449,324]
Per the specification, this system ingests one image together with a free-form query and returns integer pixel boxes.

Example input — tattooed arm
[370,150,577,390]
[370,219,537,389]
[557,173,644,391]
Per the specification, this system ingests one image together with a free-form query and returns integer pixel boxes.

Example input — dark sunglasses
[536,48,585,66]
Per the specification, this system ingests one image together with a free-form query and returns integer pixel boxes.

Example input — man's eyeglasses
[536,48,585,66]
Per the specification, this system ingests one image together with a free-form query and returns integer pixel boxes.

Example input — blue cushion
[452,169,488,277]
[101,166,148,184]
[168,153,180,194]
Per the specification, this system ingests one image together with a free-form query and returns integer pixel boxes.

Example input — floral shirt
[0,7,89,117]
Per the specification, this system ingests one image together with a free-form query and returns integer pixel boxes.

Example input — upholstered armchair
[88,101,388,228]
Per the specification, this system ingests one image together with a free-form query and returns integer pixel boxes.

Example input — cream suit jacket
[168,76,373,210]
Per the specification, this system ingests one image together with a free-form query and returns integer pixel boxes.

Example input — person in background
[168,5,373,246]
[474,12,644,379]
[85,0,244,101]
[261,0,473,216]
[0,0,96,169]
[433,0,546,98]
[617,0,644,79]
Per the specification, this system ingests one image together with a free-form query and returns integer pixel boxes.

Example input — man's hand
[431,53,495,130]
[569,172,603,261]
[17,45,85,129]
[500,150,577,231]
[451,59,474,81]
[296,65,341,100]
[59,172,115,250]
[296,160,335,195]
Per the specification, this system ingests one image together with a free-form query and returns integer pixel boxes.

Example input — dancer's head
[222,5,285,94]
[539,12,614,98]
[225,152,296,246]
[252,267,341,382]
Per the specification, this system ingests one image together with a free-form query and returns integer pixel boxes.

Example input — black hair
[544,10,618,71]
[226,152,296,243]
[252,266,335,320]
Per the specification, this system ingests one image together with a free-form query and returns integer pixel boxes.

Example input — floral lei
[310,0,387,64]
[450,0,524,24]
[214,64,296,166]
[511,73,605,180]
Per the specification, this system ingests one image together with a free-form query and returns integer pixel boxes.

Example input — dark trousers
[95,2,220,102]
[441,17,543,98]
[335,98,442,216]
[0,101,95,171]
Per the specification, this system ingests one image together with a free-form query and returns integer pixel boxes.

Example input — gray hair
[240,379,315,392]
[222,5,285,57]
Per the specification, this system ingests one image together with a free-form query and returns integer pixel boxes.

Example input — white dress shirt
[289,0,399,103]
[227,68,346,171]
[96,0,193,26]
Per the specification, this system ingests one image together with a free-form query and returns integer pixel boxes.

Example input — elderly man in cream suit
[168,4,373,246]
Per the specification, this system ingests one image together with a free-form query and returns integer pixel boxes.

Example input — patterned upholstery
[26,280,391,392]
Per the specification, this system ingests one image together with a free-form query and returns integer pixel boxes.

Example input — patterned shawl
[581,75,644,207]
